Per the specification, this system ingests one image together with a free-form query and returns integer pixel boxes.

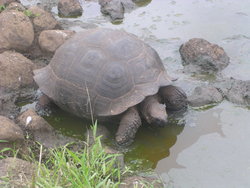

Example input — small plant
[0,5,6,12]
[0,140,19,160]
[0,140,11,159]
[23,10,40,18]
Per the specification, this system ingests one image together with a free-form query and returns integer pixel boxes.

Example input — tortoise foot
[115,107,141,146]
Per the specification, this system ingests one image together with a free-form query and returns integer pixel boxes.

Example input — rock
[0,91,20,118]
[17,109,53,132]
[99,0,124,21]
[0,10,34,53]
[121,0,137,11]
[85,124,110,146]
[119,175,164,188]
[0,157,34,188]
[215,78,250,106]
[179,38,230,74]
[38,30,75,54]
[188,85,223,107]
[0,51,35,92]
[0,0,19,6]
[28,6,59,33]
[58,0,83,17]
[104,146,125,170]
[5,2,25,11]
[99,0,136,22]
[0,116,24,151]
[226,80,250,105]
[17,109,75,148]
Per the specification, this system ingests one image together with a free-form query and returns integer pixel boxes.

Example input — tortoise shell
[34,28,171,119]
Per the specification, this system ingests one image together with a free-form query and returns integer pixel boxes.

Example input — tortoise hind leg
[115,107,141,146]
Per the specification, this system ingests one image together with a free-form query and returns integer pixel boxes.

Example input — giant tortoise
[34,28,187,145]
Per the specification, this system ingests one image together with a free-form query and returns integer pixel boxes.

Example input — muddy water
[21,0,250,187]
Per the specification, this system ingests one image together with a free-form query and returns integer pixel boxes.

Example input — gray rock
[0,0,20,6]
[104,146,125,170]
[58,0,83,17]
[0,116,24,151]
[38,30,75,54]
[188,85,223,107]
[0,91,20,118]
[28,6,59,33]
[0,10,34,53]
[180,38,230,74]
[17,109,75,148]
[0,51,35,92]
[119,174,164,188]
[0,157,34,188]
[5,2,25,11]
[99,0,124,21]
[99,0,136,22]
[122,0,137,11]
[85,124,110,146]
[188,78,250,107]
[215,78,250,105]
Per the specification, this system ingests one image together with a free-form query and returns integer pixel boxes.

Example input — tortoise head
[147,103,168,127]
[140,95,168,127]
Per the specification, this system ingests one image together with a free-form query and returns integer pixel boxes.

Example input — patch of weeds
[23,10,40,18]
[0,140,12,159]
[1,124,155,187]
[0,5,6,12]
[32,123,128,187]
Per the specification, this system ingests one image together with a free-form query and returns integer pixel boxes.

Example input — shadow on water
[156,107,225,173]
[125,117,185,171]
[43,105,90,140]
[41,103,187,172]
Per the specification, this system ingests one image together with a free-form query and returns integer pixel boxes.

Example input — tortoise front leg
[115,107,141,146]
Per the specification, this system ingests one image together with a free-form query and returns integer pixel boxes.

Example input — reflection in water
[43,106,89,140]
[125,118,185,170]
[161,103,250,188]
[42,103,187,172]
[156,108,225,173]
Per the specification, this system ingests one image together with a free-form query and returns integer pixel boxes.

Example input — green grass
[33,123,128,188]
[0,5,5,12]
[0,124,157,187]
[0,140,12,159]
[23,10,40,18]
